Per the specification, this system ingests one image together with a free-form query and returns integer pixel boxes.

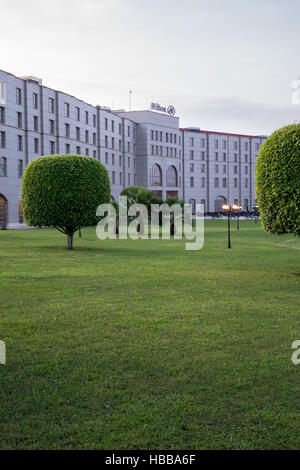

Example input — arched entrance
[214,195,227,212]
[0,194,8,229]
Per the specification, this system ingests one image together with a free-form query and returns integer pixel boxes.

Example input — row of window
[151,145,179,158]
[151,130,179,144]
[149,164,179,187]
[104,153,135,168]
[189,150,252,163]
[188,176,249,189]
[104,118,135,138]
[110,171,136,186]
[190,136,261,152]
[0,157,23,178]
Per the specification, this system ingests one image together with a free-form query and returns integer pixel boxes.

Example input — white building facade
[0,69,267,226]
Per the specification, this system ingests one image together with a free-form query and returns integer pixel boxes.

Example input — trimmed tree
[256,124,300,237]
[22,154,110,249]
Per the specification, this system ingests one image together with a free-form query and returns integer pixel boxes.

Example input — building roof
[180,128,267,139]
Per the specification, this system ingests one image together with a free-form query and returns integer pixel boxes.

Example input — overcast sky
[1,0,300,134]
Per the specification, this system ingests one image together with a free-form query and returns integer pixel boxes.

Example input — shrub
[256,124,300,237]
[22,154,110,249]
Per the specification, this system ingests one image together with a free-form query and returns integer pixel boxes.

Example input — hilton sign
[150,102,176,116]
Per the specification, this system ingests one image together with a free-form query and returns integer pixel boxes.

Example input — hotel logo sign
[150,102,176,116]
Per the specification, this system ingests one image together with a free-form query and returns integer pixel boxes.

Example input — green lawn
[0,220,300,450]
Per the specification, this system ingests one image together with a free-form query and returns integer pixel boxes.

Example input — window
[215,164,219,173]
[166,165,178,187]
[190,177,194,188]
[119,155,122,167]
[18,159,23,178]
[50,141,55,154]
[112,154,115,165]
[93,133,96,145]
[245,142,249,151]
[234,166,238,174]
[245,166,248,174]
[93,150,96,158]
[214,177,219,188]
[127,156,130,168]
[16,88,22,105]
[234,153,238,162]
[85,130,89,143]
[201,138,205,148]
[128,173,131,185]
[234,141,238,150]
[127,142,130,153]
[112,171,115,184]
[190,150,194,160]
[105,135,108,148]
[190,137,194,146]
[105,118,108,131]
[18,135,23,151]
[128,126,131,137]
[85,111,89,125]
[34,138,39,153]
[190,163,194,172]
[223,165,226,174]
[76,127,80,140]
[255,143,259,151]
[0,131,6,148]
[222,178,227,188]
[0,157,7,177]
[223,153,226,162]
[33,93,38,109]
[215,140,219,149]
[119,172,122,184]
[64,102,70,117]
[111,137,115,149]
[105,152,108,164]
[76,145,80,154]
[0,81,6,104]
[150,163,162,186]
[245,178,248,188]
[234,178,238,188]
[50,120,55,134]
[215,152,219,161]
[75,107,80,121]
[201,164,205,173]
[119,123,122,135]
[201,151,205,161]
[34,116,39,132]
[65,123,70,137]
[0,107,5,124]
[93,114,96,127]
[48,97,54,113]
[223,140,226,149]
[86,148,89,156]
[17,112,22,128]
[201,177,205,188]
[65,143,70,154]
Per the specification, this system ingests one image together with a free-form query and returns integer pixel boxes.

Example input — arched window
[189,199,196,214]
[150,164,162,186]
[0,194,8,229]
[214,195,227,212]
[0,157,7,177]
[166,165,178,187]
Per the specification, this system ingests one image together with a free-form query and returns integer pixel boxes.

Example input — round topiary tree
[256,124,300,237]
[22,154,110,249]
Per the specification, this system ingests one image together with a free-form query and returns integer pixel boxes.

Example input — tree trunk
[67,232,74,250]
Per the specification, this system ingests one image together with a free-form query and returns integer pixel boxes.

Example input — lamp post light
[222,204,240,248]
[233,204,242,231]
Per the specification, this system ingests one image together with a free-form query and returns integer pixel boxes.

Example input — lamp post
[222,204,240,248]
[233,204,242,231]
[253,205,259,224]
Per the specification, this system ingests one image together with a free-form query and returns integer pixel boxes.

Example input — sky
[1,0,300,135]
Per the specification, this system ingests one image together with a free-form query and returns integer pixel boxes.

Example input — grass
[0,220,300,450]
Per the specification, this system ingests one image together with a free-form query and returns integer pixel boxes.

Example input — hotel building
[0,69,267,227]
